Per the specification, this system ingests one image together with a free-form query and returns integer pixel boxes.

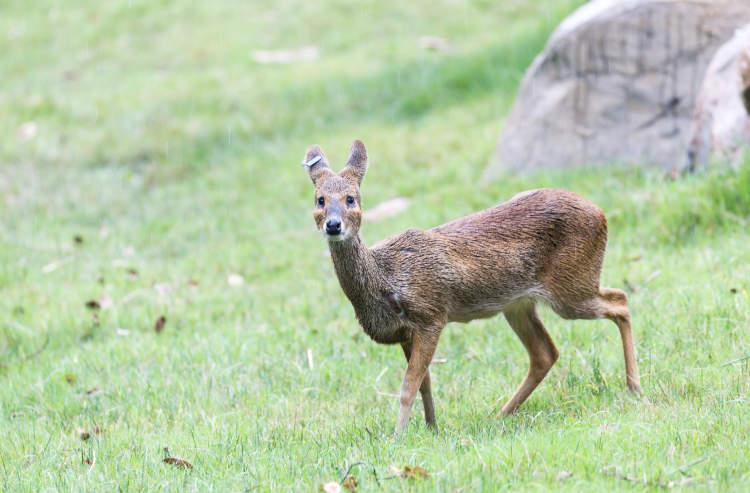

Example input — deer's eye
[317,196,325,207]
[346,196,355,206]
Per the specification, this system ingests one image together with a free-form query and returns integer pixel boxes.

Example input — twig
[19,335,50,364]
[374,367,399,398]
[339,461,381,487]
[720,354,750,367]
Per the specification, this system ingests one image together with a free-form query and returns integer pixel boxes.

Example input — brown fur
[304,140,643,433]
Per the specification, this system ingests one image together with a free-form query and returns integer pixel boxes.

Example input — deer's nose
[325,219,342,235]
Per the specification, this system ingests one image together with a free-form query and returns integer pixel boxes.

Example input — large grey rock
[485,0,750,179]
[685,25,750,171]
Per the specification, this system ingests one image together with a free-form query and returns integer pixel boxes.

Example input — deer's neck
[328,235,385,307]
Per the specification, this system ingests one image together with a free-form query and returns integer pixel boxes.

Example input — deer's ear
[303,145,333,185]
[340,140,368,185]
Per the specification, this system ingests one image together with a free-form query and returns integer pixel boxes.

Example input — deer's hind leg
[499,300,559,416]
[552,288,642,395]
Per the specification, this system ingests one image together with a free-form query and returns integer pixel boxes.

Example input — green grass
[1,0,749,491]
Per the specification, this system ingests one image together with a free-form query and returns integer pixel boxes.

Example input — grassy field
[1,0,749,491]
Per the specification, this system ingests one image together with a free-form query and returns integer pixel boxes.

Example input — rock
[485,0,750,179]
[685,24,750,171]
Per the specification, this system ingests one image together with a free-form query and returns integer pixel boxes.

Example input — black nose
[325,219,342,235]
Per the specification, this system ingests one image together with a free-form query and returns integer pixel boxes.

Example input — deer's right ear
[303,145,333,185]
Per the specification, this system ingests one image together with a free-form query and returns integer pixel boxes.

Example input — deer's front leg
[397,330,439,434]
[400,341,437,430]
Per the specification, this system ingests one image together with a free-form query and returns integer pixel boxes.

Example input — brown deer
[303,140,642,433]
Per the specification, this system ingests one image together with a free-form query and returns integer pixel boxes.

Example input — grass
[1,0,749,491]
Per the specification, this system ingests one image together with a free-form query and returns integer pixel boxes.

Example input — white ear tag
[302,155,323,168]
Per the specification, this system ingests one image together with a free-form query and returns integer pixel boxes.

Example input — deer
[302,140,642,434]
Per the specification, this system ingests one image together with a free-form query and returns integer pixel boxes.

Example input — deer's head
[303,140,368,242]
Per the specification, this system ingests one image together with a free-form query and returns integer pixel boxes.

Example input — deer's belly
[449,303,505,323]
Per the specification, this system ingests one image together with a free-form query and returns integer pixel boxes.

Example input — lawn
[1,0,749,491]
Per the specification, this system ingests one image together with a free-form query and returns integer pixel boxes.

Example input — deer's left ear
[340,140,368,185]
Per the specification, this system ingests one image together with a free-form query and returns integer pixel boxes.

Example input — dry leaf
[154,315,167,333]
[403,465,429,479]
[253,46,319,64]
[85,300,101,310]
[163,456,193,470]
[227,273,245,287]
[17,122,38,141]
[153,283,172,296]
[99,295,114,310]
[419,36,453,53]
[391,464,429,479]
[306,348,314,370]
[556,471,573,481]
[363,198,410,222]
[342,475,358,492]
[320,481,341,493]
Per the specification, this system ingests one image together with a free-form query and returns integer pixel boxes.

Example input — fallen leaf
[99,295,114,310]
[163,456,193,470]
[17,122,38,141]
[320,482,341,493]
[342,475,358,492]
[253,46,319,64]
[42,257,72,273]
[403,465,429,479]
[154,315,167,333]
[85,387,102,397]
[306,348,314,370]
[153,283,172,296]
[363,198,410,222]
[556,471,573,481]
[391,464,429,479]
[227,273,245,287]
[85,300,101,310]
[419,36,453,53]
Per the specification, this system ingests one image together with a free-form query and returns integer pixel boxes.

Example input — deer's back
[372,189,608,323]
